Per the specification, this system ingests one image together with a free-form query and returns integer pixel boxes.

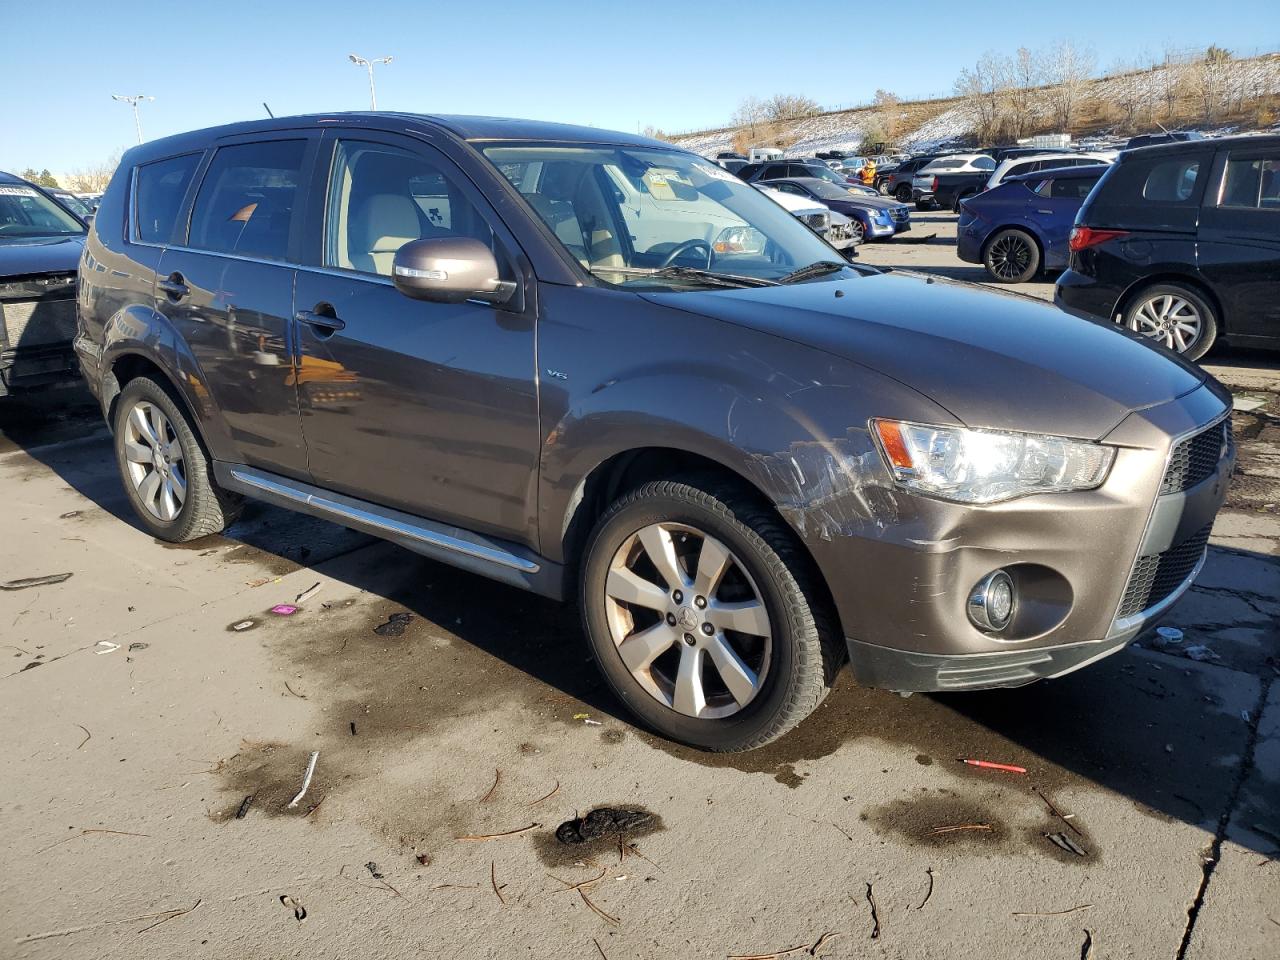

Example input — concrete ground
[2,238,1277,958]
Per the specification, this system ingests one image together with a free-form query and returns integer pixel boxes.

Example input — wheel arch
[556,444,845,641]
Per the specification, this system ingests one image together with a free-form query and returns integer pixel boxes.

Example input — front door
[291,133,539,544]
[156,136,315,479]
[1199,146,1280,344]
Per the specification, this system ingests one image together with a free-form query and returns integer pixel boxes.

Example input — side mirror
[391,236,515,305]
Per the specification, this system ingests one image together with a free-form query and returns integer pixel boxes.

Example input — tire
[850,219,866,245]
[580,479,841,752]
[983,228,1041,283]
[1121,282,1218,361]
[894,184,912,202]
[915,199,936,211]
[113,376,241,541]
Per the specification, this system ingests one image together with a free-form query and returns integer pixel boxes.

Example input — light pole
[111,94,154,144]
[348,54,392,110]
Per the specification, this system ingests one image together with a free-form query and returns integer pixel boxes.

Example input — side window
[1142,158,1202,202]
[1033,179,1052,197]
[325,140,498,277]
[1051,177,1099,200]
[134,153,201,244]
[1219,154,1280,209]
[974,156,996,171]
[187,140,306,261]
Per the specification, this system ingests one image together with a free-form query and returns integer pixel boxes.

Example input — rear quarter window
[133,153,202,244]
[1085,151,1211,231]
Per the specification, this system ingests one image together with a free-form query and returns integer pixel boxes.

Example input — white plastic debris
[1155,626,1184,644]
[94,641,121,655]
[1184,645,1221,662]
[286,751,320,809]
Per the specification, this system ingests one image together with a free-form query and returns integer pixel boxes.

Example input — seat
[351,193,423,275]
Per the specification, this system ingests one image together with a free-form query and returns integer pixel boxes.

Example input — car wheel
[983,229,1041,283]
[850,219,866,244]
[580,479,840,752]
[895,184,912,202]
[113,376,241,541]
[1123,283,1218,360]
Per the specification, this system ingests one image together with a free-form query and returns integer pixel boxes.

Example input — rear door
[1033,174,1105,266]
[155,135,317,479]
[1198,145,1280,343]
[290,131,539,543]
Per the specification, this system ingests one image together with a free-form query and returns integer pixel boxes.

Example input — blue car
[957,165,1109,283]
[760,177,911,242]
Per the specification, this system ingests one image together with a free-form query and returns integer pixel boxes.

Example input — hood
[826,195,901,216]
[0,236,85,278]
[642,271,1207,440]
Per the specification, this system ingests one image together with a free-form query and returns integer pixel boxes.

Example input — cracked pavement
[1,349,1277,959]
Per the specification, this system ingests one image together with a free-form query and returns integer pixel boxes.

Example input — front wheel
[983,228,1040,283]
[895,184,912,202]
[1122,283,1218,361]
[580,479,840,752]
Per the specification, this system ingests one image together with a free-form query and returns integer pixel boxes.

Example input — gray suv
[75,114,1233,751]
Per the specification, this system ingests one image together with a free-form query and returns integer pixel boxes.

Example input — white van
[748,147,784,163]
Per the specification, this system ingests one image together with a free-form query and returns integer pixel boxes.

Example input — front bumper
[864,218,896,239]
[811,385,1233,693]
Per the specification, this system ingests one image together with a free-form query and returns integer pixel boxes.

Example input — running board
[213,463,564,599]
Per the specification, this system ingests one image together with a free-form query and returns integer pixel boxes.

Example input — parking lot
[2,217,1278,958]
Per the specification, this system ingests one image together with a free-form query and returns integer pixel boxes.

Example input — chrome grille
[800,211,830,231]
[1162,420,1231,494]
[1,274,78,349]
[888,207,909,222]
[1115,523,1211,619]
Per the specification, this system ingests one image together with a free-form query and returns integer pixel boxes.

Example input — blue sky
[7,0,1278,175]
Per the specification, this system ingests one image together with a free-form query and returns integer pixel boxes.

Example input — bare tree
[872,89,901,140]
[1003,47,1040,140]
[640,125,671,142]
[64,149,123,193]
[1189,45,1233,123]
[1155,46,1191,121]
[762,94,822,123]
[731,96,769,139]
[1107,58,1154,134]
[1041,39,1096,132]
[954,52,1008,144]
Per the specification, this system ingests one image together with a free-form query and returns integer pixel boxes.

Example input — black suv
[879,155,938,202]
[75,114,1232,751]
[1056,134,1279,360]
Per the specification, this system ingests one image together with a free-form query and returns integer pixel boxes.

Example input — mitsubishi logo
[676,607,698,631]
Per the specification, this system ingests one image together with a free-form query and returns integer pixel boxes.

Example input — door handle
[295,309,346,332]
[157,274,189,300]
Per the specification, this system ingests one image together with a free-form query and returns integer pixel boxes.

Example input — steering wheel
[659,239,712,269]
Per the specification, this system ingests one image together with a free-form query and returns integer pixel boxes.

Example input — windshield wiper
[591,265,777,289]
[777,260,850,284]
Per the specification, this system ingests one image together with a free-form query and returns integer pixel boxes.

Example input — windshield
[484,144,847,289]
[804,180,863,201]
[0,183,86,239]
[55,194,92,218]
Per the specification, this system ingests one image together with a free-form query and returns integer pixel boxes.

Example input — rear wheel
[113,376,240,541]
[983,228,1040,283]
[1122,283,1217,360]
[895,184,912,202]
[580,479,840,752]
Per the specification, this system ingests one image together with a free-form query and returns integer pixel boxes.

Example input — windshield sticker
[697,162,741,184]
[0,185,39,197]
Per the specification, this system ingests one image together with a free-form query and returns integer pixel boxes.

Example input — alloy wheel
[851,219,866,244]
[1129,294,1203,354]
[122,401,187,521]
[603,522,772,720]
[988,233,1033,280]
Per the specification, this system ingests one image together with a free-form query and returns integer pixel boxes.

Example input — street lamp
[348,54,393,110]
[111,94,155,144]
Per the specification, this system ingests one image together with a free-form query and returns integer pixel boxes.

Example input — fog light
[969,570,1015,632]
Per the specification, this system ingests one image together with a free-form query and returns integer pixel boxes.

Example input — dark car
[983,146,1060,164]
[737,159,861,186]
[0,171,87,395]
[1125,131,1204,151]
[1056,134,1279,360]
[51,189,95,220]
[957,165,1109,282]
[879,155,938,202]
[77,113,1233,752]
[762,177,910,240]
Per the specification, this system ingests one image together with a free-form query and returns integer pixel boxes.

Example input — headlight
[713,226,766,255]
[871,419,1114,504]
